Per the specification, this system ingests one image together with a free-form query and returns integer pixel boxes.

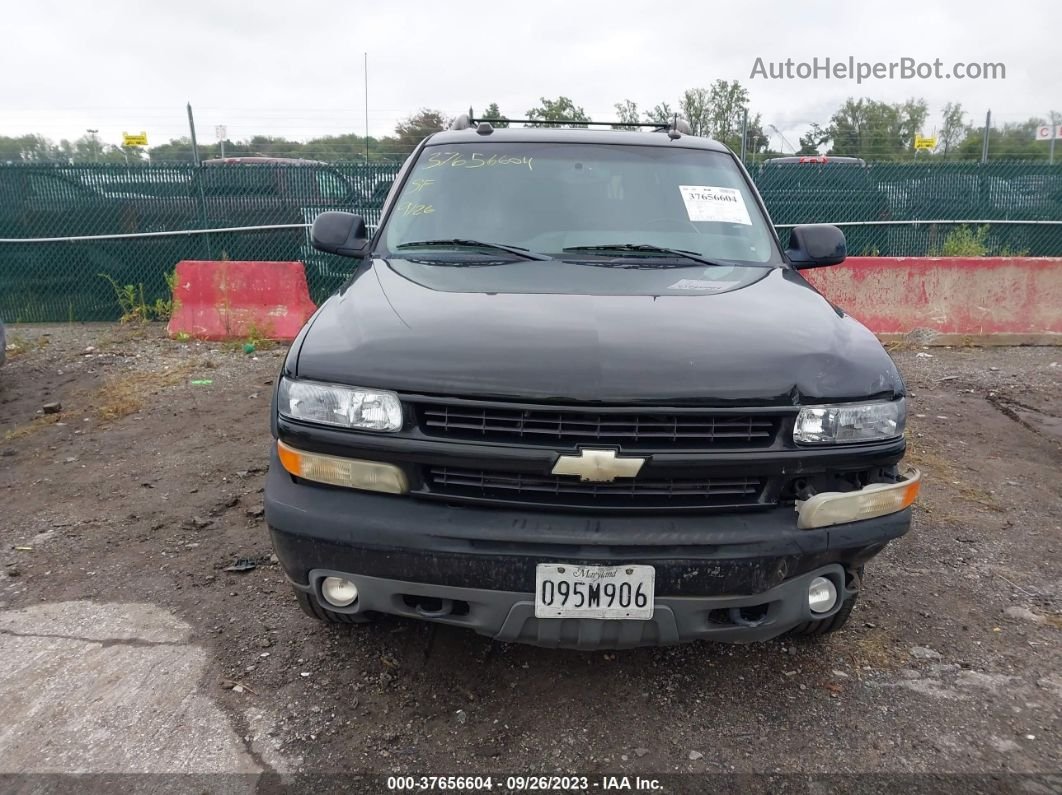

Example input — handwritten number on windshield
[425,152,534,171]
[397,202,435,217]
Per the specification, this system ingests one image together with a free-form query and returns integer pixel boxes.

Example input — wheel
[786,593,858,638]
[293,587,375,624]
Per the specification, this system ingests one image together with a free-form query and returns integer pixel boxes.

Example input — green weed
[98,272,176,323]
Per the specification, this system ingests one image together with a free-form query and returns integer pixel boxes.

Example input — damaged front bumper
[264,455,912,649]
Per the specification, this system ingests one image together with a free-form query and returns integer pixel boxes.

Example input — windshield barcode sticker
[679,185,752,225]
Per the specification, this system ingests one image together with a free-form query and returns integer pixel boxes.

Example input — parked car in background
[761,156,867,167]
[0,168,170,321]
[756,155,889,255]
[0,169,139,238]
[0,158,390,322]
[195,157,378,282]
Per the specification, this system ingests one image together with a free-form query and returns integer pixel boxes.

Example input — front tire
[293,587,375,624]
[786,593,858,638]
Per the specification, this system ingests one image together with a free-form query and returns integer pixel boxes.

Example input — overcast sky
[4,0,1058,153]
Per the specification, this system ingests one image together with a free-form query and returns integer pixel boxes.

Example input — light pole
[768,124,796,155]
[86,128,102,160]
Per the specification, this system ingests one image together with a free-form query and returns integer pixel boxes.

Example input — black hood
[293,258,904,406]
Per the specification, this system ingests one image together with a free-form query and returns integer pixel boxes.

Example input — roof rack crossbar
[469,118,679,129]
[452,112,693,136]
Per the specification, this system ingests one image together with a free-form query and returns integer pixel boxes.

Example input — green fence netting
[1,160,1059,322]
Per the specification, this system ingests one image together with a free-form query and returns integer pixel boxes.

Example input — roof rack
[450,113,693,138]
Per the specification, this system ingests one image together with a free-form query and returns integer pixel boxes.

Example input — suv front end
[264,122,918,649]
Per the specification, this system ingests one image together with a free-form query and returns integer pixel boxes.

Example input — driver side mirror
[311,211,369,258]
[786,224,846,269]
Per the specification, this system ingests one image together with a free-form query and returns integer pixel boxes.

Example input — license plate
[535,564,655,620]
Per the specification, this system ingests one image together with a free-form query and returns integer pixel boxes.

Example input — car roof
[763,156,867,166]
[425,126,732,152]
[201,157,330,166]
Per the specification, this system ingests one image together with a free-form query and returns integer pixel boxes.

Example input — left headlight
[278,378,403,432]
[794,398,905,444]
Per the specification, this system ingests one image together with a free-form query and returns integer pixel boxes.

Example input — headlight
[796,466,920,529]
[794,398,905,444]
[278,378,403,431]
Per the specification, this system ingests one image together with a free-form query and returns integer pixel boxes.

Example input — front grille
[417,403,780,449]
[425,467,765,510]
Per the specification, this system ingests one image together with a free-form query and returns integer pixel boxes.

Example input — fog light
[321,576,359,607]
[808,576,838,614]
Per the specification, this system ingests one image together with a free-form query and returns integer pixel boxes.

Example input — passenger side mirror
[311,211,369,257]
[785,224,846,269]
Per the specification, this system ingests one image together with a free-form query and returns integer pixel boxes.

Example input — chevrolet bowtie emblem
[551,449,647,482]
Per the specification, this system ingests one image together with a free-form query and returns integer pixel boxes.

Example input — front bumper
[265,452,912,648]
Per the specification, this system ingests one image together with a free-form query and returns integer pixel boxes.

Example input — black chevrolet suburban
[264,117,919,649]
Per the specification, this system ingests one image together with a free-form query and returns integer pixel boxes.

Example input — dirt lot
[0,324,1059,791]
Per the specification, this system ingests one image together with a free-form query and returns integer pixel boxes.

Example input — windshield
[379,142,780,265]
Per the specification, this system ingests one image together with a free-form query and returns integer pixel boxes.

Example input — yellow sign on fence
[914,135,937,151]
[122,131,149,147]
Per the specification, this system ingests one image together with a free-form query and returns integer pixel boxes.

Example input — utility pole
[1050,110,1059,165]
[187,102,210,258]
[980,110,991,164]
[187,102,201,167]
[739,109,748,162]
[364,53,370,162]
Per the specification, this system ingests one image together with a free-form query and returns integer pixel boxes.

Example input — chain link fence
[1,160,1060,322]
[754,160,1062,257]
[0,162,400,321]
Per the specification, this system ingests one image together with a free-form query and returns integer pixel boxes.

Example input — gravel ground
[0,324,1059,792]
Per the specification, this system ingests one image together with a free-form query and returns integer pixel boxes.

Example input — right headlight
[794,398,906,444]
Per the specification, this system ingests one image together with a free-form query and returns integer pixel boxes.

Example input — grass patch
[4,334,49,359]
[3,414,60,442]
[4,335,28,359]
[884,339,916,353]
[98,270,175,324]
[848,630,904,671]
[95,362,198,421]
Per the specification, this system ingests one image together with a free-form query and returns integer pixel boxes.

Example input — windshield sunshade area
[379,142,781,267]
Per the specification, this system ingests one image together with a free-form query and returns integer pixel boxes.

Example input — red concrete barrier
[166,260,317,341]
[163,257,1060,343]
[804,257,1062,341]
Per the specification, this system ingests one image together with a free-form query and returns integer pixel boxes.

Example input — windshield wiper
[562,244,728,268]
[395,239,552,261]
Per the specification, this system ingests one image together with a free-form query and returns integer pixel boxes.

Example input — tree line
[2,89,1057,164]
